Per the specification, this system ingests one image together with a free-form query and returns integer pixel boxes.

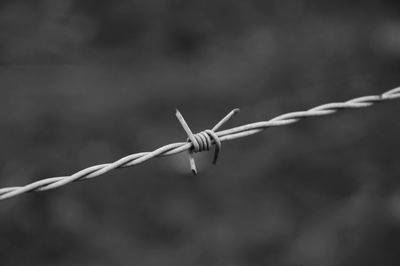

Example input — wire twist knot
[176,108,239,175]
[189,130,220,152]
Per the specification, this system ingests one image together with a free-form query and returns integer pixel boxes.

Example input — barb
[175,108,239,175]
[0,87,399,201]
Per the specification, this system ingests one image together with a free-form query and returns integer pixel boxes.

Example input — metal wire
[0,87,399,201]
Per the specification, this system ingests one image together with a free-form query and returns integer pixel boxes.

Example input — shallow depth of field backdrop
[1,1,400,265]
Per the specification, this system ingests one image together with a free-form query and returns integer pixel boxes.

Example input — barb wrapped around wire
[0,87,399,201]
[175,108,239,175]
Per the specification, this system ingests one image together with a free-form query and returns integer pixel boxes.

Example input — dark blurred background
[0,0,400,265]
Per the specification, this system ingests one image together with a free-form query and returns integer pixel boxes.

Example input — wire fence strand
[1,87,399,201]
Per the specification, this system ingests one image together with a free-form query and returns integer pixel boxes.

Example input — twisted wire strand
[0,87,399,201]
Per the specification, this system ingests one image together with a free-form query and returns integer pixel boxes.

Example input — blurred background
[0,0,400,265]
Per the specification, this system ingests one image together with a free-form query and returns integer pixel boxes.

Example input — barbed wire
[1,87,399,201]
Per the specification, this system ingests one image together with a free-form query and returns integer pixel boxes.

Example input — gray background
[0,0,400,265]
